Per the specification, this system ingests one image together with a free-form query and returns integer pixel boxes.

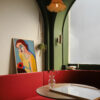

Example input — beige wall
[0,0,44,75]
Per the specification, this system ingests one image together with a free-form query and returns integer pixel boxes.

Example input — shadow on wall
[9,39,16,74]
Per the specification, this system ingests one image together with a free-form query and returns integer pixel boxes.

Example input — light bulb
[56,3,59,8]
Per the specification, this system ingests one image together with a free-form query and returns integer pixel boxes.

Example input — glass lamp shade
[47,0,66,12]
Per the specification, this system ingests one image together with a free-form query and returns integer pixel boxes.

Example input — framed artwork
[13,38,37,73]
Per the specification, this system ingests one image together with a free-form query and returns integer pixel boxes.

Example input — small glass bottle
[48,72,56,89]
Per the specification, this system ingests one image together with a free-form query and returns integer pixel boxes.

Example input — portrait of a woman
[14,39,37,73]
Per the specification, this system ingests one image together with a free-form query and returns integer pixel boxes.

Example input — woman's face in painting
[16,43,25,53]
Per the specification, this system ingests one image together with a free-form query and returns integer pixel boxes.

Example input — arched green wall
[37,0,76,70]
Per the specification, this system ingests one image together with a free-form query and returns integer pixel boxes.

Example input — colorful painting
[13,38,37,73]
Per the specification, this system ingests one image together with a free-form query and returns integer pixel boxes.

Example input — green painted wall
[37,0,76,70]
[54,0,76,70]
[54,11,67,70]
[63,17,69,66]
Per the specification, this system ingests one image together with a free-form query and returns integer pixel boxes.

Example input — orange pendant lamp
[47,0,66,12]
